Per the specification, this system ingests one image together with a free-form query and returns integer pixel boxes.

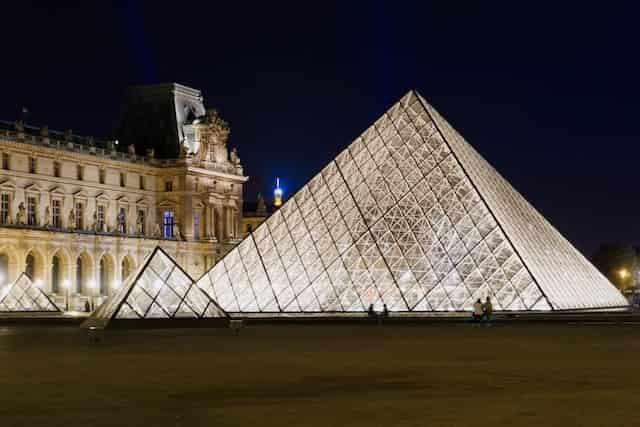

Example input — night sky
[0,2,637,257]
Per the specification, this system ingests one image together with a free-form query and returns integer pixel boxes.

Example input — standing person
[367,303,375,318]
[472,299,483,322]
[483,296,493,322]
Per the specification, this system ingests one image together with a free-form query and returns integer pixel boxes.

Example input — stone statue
[91,211,99,232]
[14,121,24,132]
[117,209,126,233]
[173,222,181,240]
[153,223,161,238]
[191,109,230,163]
[230,148,240,165]
[43,205,51,227]
[68,209,76,230]
[136,212,144,234]
[16,202,26,225]
[256,193,267,215]
[127,144,136,156]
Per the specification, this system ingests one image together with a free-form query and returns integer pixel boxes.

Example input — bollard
[229,319,244,336]
[87,326,104,343]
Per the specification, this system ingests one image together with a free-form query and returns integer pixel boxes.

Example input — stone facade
[0,84,247,310]
[240,193,269,238]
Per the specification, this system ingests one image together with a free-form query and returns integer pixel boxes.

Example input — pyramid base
[83,317,231,330]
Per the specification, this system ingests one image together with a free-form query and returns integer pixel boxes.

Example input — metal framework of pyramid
[0,272,60,312]
[196,90,627,314]
[84,247,227,328]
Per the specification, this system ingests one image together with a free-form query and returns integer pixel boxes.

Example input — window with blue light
[162,211,174,238]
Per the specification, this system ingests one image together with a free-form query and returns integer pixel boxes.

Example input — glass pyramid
[85,247,227,328]
[0,273,60,312]
[197,90,627,314]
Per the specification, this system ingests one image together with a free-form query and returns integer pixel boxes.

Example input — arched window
[26,253,35,279]
[122,257,133,282]
[76,257,83,294]
[51,255,60,293]
[0,254,8,283]
[99,257,107,295]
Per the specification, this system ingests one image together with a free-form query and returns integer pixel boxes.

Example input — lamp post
[62,280,70,311]
[619,268,629,280]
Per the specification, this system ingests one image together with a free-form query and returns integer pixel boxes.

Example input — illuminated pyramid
[84,247,227,328]
[0,273,60,312]
[197,91,627,313]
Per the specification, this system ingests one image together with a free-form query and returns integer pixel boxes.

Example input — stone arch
[24,247,45,282]
[50,248,71,294]
[98,253,116,296]
[75,251,94,295]
[0,244,18,284]
[121,255,136,283]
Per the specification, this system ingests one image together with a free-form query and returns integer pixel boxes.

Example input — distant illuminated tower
[273,177,283,208]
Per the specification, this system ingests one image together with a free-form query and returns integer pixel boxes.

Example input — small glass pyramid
[85,247,227,328]
[0,273,60,312]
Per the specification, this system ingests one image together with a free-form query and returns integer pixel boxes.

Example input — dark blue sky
[0,2,638,256]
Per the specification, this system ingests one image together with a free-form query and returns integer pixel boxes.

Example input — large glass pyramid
[0,273,60,312]
[84,247,227,328]
[197,91,627,314]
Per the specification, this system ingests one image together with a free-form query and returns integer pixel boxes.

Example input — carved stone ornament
[43,205,51,227]
[192,109,230,162]
[16,202,26,225]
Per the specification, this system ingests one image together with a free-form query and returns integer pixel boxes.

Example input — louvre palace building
[0,83,247,310]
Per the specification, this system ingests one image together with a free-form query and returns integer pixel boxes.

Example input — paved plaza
[0,323,638,426]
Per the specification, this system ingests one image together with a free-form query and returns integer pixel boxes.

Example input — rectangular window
[53,161,60,178]
[29,157,36,174]
[165,180,173,192]
[52,199,61,228]
[162,211,174,238]
[96,205,105,232]
[99,168,106,184]
[0,194,9,224]
[120,172,126,187]
[27,196,37,226]
[139,175,145,190]
[77,165,84,181]
[1,153,9,170]
[137,209,145,234]
[75,202,83,230]
[193,210,200,240]
[118,207,127,233]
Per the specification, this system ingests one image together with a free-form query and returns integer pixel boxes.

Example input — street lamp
[619,268,629,280]
[62,280,70,311]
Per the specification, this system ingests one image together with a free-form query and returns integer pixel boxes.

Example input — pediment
[95,192,110,201]
[116,195,129,204]
[157,199,177,208]
[24,183,42,193]
[73,189,89,200]
[0,179,16,191]
[48,186,65,195]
